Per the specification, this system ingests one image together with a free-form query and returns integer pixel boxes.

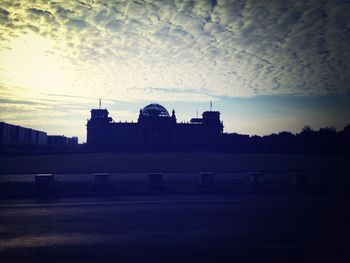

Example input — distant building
[86,103,223,151]
[48,135,78,147]
[0,122,47,147]
[0,122,78,150]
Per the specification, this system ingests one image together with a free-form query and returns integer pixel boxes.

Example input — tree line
[221,124,350,153]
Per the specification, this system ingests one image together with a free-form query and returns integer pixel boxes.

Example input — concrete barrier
[35,174,54,192]
[292,172,309,188]
[200,172,215,188]
[94,173,111,187]
[148,173,163,189]
[247,172,263,187]
[342,173,350,184]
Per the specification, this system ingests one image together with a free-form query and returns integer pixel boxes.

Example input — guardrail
[0,171,349,198]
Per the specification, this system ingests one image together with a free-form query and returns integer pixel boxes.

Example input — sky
[0,0,349,142]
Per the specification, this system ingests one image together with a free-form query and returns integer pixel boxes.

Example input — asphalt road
[0,194,350,263]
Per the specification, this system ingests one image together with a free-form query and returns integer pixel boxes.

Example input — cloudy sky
[0,0,349,142]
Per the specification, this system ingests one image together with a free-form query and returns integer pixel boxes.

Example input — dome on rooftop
[142,103,170,118]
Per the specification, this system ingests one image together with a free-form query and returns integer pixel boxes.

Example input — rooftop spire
[99,98,101,110]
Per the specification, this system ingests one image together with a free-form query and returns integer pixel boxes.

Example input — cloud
[0,7,10,24]
[27,8,54,21]
[67,18,89,30]
[0,0,349,102]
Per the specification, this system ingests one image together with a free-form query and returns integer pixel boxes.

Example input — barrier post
[35,174,54,193]
[247,172,264,188]
[148,173,163,189]
[200,172,215,188]
[94,173,111,189]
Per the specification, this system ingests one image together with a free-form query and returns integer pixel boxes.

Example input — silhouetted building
[0,122,79,151]
[0,122,47,147]
[86,103,223,151]
[48,135,78,147]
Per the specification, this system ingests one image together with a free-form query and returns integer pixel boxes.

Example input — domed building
[140,103,171,117]
[138,103,176,126]
[87,103,223,151]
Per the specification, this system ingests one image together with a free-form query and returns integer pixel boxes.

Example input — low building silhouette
[0,122,47,147]
[47,135,78,147]
[86,103,223,152]
[0,122,78,151]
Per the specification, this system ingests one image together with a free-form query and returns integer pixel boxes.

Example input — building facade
[0,122,47,147]
[47,135,78,147]
[0,122,78,150]
[86,103,223,152]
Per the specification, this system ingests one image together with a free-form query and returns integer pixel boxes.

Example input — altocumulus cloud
[0,0,349,102]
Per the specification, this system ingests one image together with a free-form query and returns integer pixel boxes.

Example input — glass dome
[142,103,170,117]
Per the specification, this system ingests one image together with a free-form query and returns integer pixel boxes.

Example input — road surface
[0,194,349,262]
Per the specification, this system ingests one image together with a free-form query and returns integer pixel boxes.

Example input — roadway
[1,194,350,262]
